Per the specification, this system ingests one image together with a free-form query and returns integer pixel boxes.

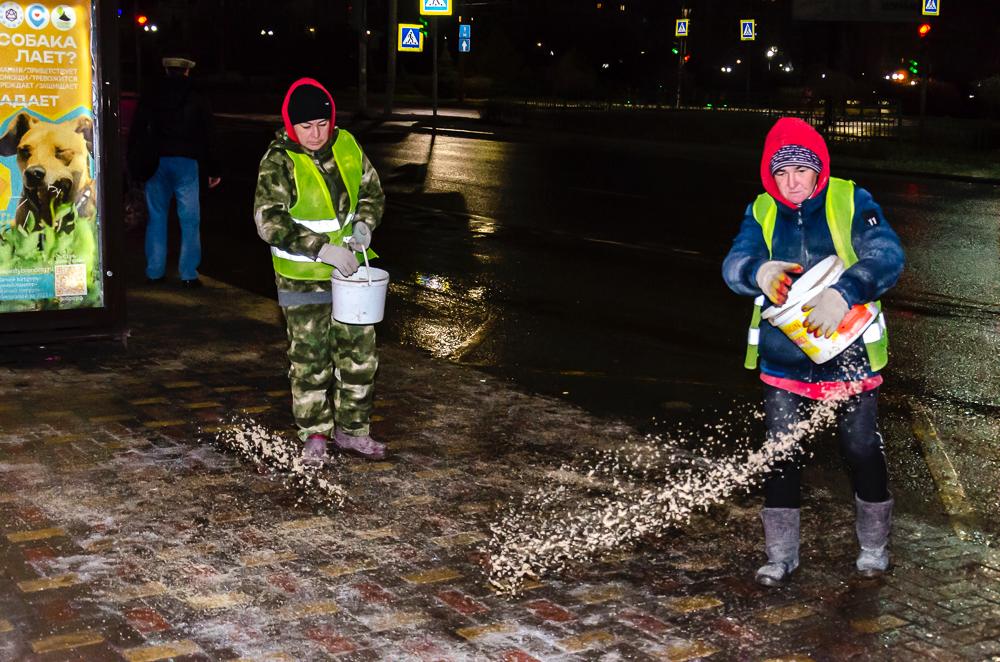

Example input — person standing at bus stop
[253,78,386,465]
[128,55,221,287]
[723,117,905,586]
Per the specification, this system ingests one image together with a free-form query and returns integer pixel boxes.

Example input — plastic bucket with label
[761,255,879,364]
[331,267,390,324]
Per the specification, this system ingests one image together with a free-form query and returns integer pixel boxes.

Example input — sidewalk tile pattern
[1,281,999,660]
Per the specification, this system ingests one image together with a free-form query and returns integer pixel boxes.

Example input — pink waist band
[760,373,883,401]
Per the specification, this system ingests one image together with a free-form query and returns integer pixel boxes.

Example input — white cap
[162,57,196,70]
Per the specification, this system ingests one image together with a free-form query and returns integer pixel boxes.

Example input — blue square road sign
[421,0,452,16]
[459,24,471,39]
[459,38,471,53]
[398,24,424,52]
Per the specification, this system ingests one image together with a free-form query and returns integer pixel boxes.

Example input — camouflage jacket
[254,128,385,293]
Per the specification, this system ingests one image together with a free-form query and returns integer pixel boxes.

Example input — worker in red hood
[723,117,905,586]
[253,78,387,464]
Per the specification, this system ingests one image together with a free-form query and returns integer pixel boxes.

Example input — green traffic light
[671,47,679,55]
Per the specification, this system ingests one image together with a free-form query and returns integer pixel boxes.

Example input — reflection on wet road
[199,117,1000,535]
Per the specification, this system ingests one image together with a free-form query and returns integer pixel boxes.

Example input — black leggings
[762,385,889,508]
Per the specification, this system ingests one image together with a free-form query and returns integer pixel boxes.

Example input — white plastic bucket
[760,255,879,364]
[331,267,390,324]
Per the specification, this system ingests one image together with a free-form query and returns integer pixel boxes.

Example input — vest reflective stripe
[294,218,342,233]
[270,130,376,281]
[744,177,889,372]
[743,294,766,369]
[863,312,886,342]
[272,216,350,262]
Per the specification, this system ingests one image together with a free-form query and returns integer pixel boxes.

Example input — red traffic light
[918,23,931,37]
[683,54,691,62]
[136,14,148,25]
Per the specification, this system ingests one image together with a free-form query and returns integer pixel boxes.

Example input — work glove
[802,287,849,338]
[755,260,803,305]
[346,222,372,252]
[317,243,360,277]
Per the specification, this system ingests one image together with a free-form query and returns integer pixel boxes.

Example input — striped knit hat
[769,144,823,175]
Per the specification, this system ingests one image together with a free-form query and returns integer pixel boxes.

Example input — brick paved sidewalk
[2,278,1000,661]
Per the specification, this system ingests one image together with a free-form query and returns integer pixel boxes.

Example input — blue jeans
[762,386,889,508]
[145,156,201,281]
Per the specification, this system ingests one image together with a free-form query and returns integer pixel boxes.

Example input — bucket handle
[343,236,374,285]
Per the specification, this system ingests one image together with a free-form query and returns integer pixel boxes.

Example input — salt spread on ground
[487,398,844,595]
[212,417,347,510]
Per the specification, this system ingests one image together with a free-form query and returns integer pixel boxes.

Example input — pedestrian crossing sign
[740,19,755,41]
[421,0,452,16]
[398,24,424,52]
[675,19,689,37]
[922,0,939,16]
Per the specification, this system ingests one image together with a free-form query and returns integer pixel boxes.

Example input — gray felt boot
[756,508,800,587]
[855,496,893,578]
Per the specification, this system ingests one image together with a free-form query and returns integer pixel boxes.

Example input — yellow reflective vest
[270,129,377,281]
[744,177,889,371]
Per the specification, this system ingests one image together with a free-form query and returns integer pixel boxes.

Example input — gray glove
[755,260,803,305]
[802,287,849,338]
[346,222,372,252]
[317,243,359,277]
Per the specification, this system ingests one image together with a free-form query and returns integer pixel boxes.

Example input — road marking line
[910,400,980,541]
[450,315,496,361]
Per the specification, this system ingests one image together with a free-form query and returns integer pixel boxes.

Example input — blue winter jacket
[722,184,905,382]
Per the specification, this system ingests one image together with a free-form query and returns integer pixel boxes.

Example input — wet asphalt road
[185,114,1000,531]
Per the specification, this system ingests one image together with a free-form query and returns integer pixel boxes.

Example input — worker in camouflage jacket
[254,78,386,464]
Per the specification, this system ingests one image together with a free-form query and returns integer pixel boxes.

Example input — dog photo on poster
[0,1,102,313]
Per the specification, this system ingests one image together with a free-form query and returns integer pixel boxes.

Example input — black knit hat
[287,84,332,125]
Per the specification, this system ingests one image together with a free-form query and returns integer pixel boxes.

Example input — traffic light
[683,54,690,62]
[908,59,919,75]
[136,14,148,26]
[419,17,429,37]
[918,23,931,38]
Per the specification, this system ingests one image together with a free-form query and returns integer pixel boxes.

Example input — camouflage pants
[282,304,378,441]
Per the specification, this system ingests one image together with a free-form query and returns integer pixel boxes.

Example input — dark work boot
[855,496,893,578]
[756,508,800,587]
